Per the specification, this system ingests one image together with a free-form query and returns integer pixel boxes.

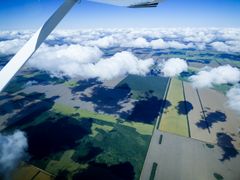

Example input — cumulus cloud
[2,28,240,55]
[0,39,26,56]
[70,51,154,80]
[189,65,240,88]
[150,38,194,49]
[28,44,103,75]
[0,30,32,56]
[0,30,32,41]
[86,35,120,48]
[63,28,240,52]
[160,58,188,77]
[121,37,150,48]
[226,86,240,113]
[0,131,28,177]
[28,44,154,81]
[210,41,240,53]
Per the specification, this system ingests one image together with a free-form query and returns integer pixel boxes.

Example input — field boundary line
[196,89,211,134]
[156,78,171,130]
[182,81,191,137]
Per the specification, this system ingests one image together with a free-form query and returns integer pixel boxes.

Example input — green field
[63,80,79,88]
[159,78,190,137]
[2,74,171,180]
[117,74,169,100]
[45,150,87,175]
[50,104,154,179]
[12,102,154,180]
[52,103,154,136]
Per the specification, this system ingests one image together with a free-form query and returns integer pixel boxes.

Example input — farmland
[0,73,170,179]
[159,78,190,137]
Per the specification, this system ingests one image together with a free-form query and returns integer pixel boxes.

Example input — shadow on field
[72,141,104,164]
[25,117,92,159]
[0,98,25,116]
[196,111,226,129]
[72,161,135,180]
[0,93,11,101]
[0,55,13,67]
[0,92,45,116]
[128,96,171,124]
[180,71,196,78]
[4,71,65,94]
[176,101,193,115]
[216,132,239,161]
[71,78,102,93]
[81,84,131,114]
[5,94,59,128]
[218,53,240,61]
[187,59,210,64]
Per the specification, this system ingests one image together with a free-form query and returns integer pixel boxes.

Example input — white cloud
[210,42,230,52]
[189,65,240,88]
[0,30,32,41]
[28,44,103,76]
[150,39,168,49]
[194,42,206,50]
[226,86,240,113]
[2,28,240,55]
[210,41,240,53]
[28,44,154,81]
[121,37,150,48]
[150,39,194,49]
[160,58,188,77]
[87,35,150,49]
[70,51,154,80]
[0,39,26,56]
[0,131,28,176]
[86,35,120,48]
[0,30,32,56]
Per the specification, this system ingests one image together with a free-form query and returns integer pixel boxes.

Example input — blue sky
[0,0,240,30]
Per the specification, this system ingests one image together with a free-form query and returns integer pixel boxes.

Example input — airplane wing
[0,0,79,92]
[88,0,161,8]
[0,0,161,92]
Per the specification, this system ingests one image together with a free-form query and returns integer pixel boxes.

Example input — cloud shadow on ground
[175,101,193,115]
[216,132,239,161]
[72,161,135,180]
[71,78,102,94]
[196,111,226,129]
[25,117,92,159]
[127,95,171,124]
[80,84,131,114]
[5,94,59,129]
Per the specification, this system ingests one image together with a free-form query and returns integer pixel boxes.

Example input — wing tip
[128,0,161,8]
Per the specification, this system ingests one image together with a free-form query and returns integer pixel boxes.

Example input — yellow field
[159,78,189,137]
[12,162,55,180]
[52,103,153,136]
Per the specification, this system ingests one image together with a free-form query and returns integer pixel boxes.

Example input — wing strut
[0,0,79,92]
